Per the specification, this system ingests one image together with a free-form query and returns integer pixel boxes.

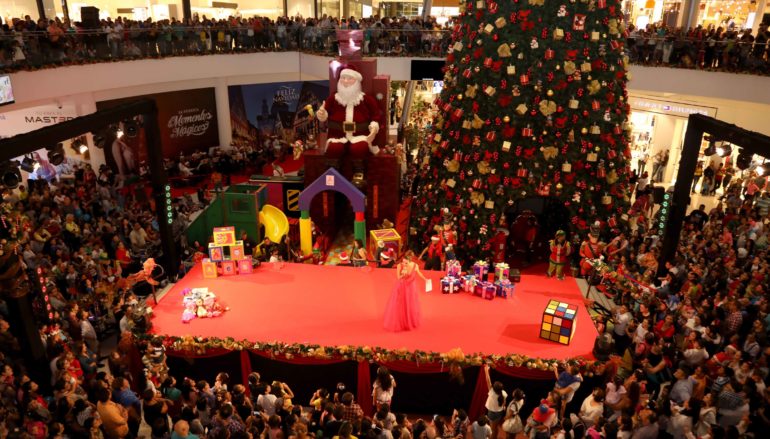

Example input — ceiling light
[716,143,732,158]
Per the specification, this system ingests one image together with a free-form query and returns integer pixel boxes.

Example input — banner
[96,88,219,178]
[228,81,328,149]
[0,104,78,138]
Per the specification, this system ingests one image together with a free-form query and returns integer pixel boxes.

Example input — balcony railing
[1,25,769,76]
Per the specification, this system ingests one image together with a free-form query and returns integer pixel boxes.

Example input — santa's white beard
[335,80,364,107]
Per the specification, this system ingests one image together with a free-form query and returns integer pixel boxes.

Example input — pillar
[215,78,233,148]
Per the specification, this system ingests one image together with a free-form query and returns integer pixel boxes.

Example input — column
[182,0,192,21]
[215,78,233,148]
[422,0,433,21]
[752,0,767,34]
[683,0,701,30]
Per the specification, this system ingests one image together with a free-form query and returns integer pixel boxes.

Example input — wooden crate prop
[540,300,578,345]
[202,259,218,278]
[369,228,401,259]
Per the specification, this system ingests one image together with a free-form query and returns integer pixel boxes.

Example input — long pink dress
[383,265,422,332]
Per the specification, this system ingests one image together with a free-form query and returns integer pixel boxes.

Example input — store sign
[628,97,717,118]
[0,104,77,138]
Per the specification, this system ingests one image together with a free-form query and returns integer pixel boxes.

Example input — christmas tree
[413,0,633,260]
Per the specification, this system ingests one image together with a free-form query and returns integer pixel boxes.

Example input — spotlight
[116,129,124,139]
[71,138,88,155]
[46,143,65,166]
[736,150,752,170]
[716,143,732,158]
[20,155,37,173]
[757,164,767,177]
[124,119,139,138]
[93,131,107,149]
[703,136,717,156]
[1,162,21,189]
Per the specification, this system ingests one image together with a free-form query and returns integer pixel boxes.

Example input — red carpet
[151,263,597,360]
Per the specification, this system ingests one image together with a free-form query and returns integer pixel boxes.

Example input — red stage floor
[151,263,597,360]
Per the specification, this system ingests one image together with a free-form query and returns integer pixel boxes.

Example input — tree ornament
[547,89,554,97]
[503,115,510,123]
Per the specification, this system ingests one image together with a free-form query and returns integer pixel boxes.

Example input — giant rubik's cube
[540,300,578,345]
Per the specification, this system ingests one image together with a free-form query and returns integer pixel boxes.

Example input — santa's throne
[304,30,399,239]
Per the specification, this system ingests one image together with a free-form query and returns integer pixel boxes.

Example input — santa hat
[381,249,394,260]
[431,235,440,242]
[338,65,363,82]
[339,252,350,262]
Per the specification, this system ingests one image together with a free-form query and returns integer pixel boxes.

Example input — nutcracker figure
[579,225,606,277]
[547,230,571,280]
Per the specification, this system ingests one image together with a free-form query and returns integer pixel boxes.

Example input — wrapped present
[212,226,236,246]
[480,282,496,300]
[446,260,462,278]
[494,262,510,281]
[494,280,515,298]
[462,275,477,293]
[509,269,521,283]
[441,277,462,294]
[473,261,489,278]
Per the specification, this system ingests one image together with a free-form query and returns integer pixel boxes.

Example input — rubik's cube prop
[540,300,578,345]
[202,226,251,278]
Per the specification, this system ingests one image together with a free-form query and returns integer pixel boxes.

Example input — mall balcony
[2,23,770,191]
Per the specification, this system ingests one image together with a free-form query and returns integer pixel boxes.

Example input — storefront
[621,0,763,30]
[696,0,761,30]
[622,0,685,29]
[627,96,718,185]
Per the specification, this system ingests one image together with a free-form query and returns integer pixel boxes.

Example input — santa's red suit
[322,92,382,159]
[579,237,605,276]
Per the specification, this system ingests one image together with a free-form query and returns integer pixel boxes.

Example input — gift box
[473,261,489,278]
[494,262,510,281]
[237,258,253,274]
[509,269,521,283]
[202,258,218,279]
[462,275,477,293]
[212,226,236,246]
[369,229,401,260]
[221,260,237,276]
[208,244,224,262]
[480,282,496,300]
[446,260,462,278]
[494,280,515,298]
[441,277,462,294]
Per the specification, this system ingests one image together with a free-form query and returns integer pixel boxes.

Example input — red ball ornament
[582,110,589,117]
[493,34,499,41]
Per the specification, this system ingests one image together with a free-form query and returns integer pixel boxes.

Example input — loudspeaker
[80,6,100,28]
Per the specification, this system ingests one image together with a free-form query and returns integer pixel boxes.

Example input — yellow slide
[259,204,290,244]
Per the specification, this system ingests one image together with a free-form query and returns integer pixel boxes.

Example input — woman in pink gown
[383,251,426,332]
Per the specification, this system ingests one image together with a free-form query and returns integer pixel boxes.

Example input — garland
[134,331,604,374]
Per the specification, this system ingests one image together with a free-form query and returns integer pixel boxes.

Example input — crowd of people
[1,146,769,439]
[1,11,769,75]
[0,14,453,71]
[626,22,770,73]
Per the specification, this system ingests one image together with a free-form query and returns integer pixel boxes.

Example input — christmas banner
[96,88,219,178]
[413,0,632,258]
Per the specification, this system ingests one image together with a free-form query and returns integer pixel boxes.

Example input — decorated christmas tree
[413,0,633,260]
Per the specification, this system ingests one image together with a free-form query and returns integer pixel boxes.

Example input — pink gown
[383,267,422,332]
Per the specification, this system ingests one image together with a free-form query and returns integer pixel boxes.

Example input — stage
[150,263,597,360]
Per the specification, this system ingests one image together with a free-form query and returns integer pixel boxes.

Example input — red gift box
[238,258,253,274]
[481,282,496,300]
[544,48,555,60]
[521,126,533,137]
[520,74,530,85]
[485,131,497,142]
[591,100,601,111]
[516,168,529,177]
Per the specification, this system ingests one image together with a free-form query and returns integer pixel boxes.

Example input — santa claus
[316,66,382,158]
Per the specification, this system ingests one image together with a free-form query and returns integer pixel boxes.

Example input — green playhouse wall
[186,184,267,248]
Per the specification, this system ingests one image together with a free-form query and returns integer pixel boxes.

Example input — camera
[337,383,346,391]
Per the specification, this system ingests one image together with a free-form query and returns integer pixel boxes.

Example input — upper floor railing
[1,24,769,76]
